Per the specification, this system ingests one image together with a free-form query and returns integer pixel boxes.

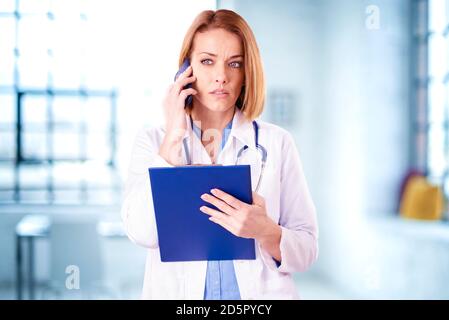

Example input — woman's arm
[121,127,174,248]
[264,131,319,273]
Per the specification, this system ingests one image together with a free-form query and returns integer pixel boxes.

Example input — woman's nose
[214,63,228,84]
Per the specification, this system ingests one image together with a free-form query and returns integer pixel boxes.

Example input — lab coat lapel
[180,113,212,165]
[229,110,262,191]
[230,109,257,152]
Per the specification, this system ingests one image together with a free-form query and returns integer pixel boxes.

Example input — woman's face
[190,28,245,113]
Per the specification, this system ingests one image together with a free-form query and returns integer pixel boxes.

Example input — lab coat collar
[229,108,257,150]
[181,108,256,150]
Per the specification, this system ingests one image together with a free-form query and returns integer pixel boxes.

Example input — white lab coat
[121,109,318,299]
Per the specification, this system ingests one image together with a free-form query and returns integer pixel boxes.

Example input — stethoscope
[182,116,268,192]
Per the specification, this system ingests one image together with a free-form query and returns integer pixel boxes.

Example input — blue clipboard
[148,165,256,262]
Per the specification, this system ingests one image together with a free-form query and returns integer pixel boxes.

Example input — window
[413,0,449,190]
[0,0,216,205]
[428,0,449,182]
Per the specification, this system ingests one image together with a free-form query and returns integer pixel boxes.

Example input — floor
[0,275,350,300]
[294,274,350,300]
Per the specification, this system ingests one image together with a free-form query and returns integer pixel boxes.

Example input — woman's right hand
[159,65,197,166]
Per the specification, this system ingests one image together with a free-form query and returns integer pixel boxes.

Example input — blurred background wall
[1,0,449,299]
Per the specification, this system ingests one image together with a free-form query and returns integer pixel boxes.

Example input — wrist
[159,134,184,166]
[257,218,281,246]
[163,130,185,145]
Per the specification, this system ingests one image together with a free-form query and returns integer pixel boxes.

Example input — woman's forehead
[192,29,243,56]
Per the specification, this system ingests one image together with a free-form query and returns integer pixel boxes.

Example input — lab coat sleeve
[259,131,319,274]
[121,127,174,249]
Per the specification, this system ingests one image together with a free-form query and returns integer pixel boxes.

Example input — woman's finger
[210,189,247,210]
[252,191,266,207]
[178,73,196,87]
[175,65,192,82]
[208,217,236,236]
[200,193,236,216]
[172,75,196,95]
[199,205,231,220]
[179,88,198,99]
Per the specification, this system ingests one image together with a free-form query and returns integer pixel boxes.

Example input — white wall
[318,0,412,296]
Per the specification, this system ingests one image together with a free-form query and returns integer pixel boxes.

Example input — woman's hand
[199,189,282,261]
[159,66,197,165]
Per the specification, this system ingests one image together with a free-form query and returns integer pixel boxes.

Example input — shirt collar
[190,114,233,137]
[182,108,256,149]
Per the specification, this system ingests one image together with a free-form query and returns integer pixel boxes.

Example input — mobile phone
[174,59,193,108]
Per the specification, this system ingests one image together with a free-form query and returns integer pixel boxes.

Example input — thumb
[252,191,265,207]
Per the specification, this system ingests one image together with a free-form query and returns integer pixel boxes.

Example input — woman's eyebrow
[199,52,243,59]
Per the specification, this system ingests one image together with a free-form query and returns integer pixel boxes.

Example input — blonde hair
[178,9,265,121]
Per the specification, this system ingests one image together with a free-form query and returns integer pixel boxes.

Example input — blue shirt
[191,116,241,300]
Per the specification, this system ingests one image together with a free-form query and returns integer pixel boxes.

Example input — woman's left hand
[199,188,274,240]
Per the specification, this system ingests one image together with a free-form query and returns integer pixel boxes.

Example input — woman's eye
[229,61,242,68]
[201,59,213,65]
[200,59,242,68]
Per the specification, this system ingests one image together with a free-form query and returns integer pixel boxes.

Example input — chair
[400,176,444,220]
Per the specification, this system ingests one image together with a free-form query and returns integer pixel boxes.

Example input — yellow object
[399,176,444,220]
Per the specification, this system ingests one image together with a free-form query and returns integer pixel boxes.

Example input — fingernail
[211,189,217,194]
[200,194,207,200]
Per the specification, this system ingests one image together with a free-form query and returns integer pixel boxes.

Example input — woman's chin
[204,101,235,113]
[192,98,236,113]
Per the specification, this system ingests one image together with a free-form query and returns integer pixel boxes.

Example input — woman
[121,9,318,300]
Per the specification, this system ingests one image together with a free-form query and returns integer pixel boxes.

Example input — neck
[191,105,235,133]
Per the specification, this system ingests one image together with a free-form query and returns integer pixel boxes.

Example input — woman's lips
[210,92,229,98]
[209,90,229,98]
